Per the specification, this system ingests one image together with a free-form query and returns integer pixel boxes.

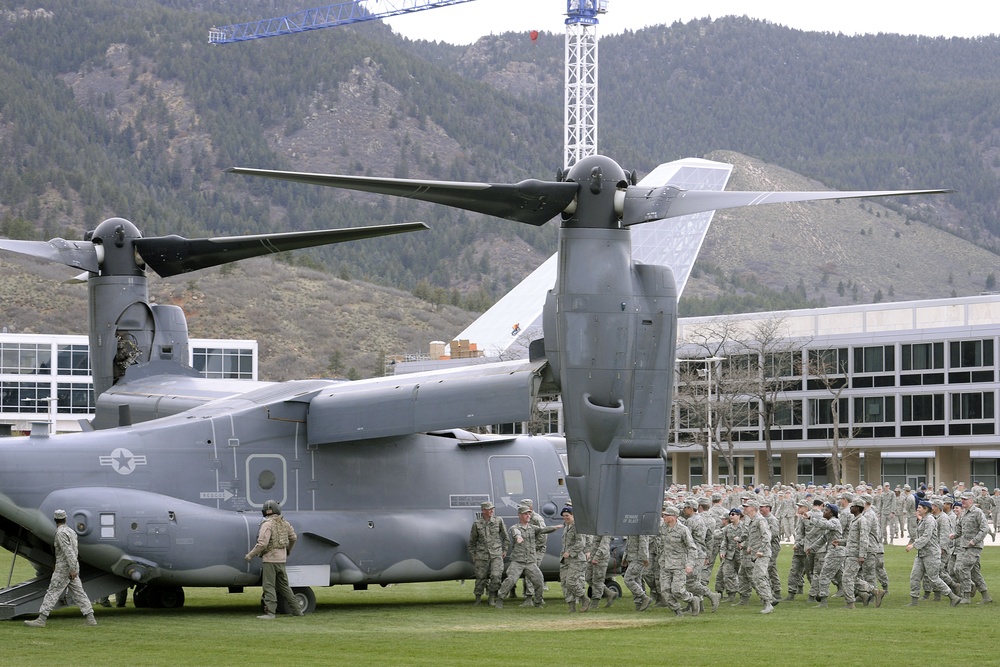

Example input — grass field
[2,547,997,666]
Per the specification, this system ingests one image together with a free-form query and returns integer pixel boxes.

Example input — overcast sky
[377,0,1000,44]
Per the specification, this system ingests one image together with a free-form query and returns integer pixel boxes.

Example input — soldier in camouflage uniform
[657,505,699,616]
[584,533,618,610]
[951,492,993,604]
[721,509,744,602]
[496,505,558,609]
[681,499,722,612]
[559,506,589,612]
[623,533,652,611]
[23,509,98,627]
[905,500,961,605]
[785,500,809,600]
[520,498,548,597]
[801,499,827,602]
[808,503,844,607]
[245,499,302,619]
[468,500,509,606]
[842,498,880,608]
[759,499,782,602]
[739,499,776,614]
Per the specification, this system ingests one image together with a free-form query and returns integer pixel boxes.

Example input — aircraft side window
[503,469,524,496]
[258,469,276,490]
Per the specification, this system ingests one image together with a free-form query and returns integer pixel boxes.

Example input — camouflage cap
[742,498,760,509]
[961,491,975,501]
[683,499,699,510]
[930,498,944,509]
[796,500,810,508]
[860,494,873,505]
[519,499,534,507]
[711,492,723,502]
[851,498,865,508]
[517,504,532,514]
[661,505,680,517]
[481,501,495,510]
[53,509,67,520]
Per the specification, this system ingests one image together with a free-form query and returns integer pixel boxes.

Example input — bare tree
[805,347,863,484]
[736,316,809,487]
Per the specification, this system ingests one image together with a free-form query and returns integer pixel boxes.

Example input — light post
[677,356,726,486]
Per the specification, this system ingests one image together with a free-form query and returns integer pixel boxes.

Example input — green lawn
[2,547,997,666]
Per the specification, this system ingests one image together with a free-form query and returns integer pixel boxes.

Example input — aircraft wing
[305,358,547,445]
[454,157,734,358]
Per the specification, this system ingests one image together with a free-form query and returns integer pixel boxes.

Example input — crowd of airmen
[468,481,998,613]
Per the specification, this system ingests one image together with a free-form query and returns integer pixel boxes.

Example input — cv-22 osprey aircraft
[0,152,948,616]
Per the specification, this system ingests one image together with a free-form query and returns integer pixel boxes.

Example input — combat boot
[906,596,920,606]
[845,602,856,609]
[519,598,534,608]
[783,592,796,602]
[567,601,576,613]
[84,614,97,626]
[947,592,960,605]
[473,594,482,607]
[23,616,47,628]
[587,597,600,611]
[724,592,737,604]
[708,591,722,613]
[733,595,750,606]
[689,598,701,616]
[933,592,942,601]
[873,588,885,608]
[604,587,618,608]
[861,592,872,607]
[580,598,591,612]
[494,597,503,609]
[979,590,993,604]
[760,602,774,614]
[256,613,276,619]
[815,598,827,608]
[487,593,496,607]
[922,591,931,600]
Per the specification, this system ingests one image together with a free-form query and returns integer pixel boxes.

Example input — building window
[56,344,90,376]
[809,397,848,425]
[0,343,52,375]
[902,394,944,422]
[192,348,254,379]
[950,339,994,369]
[773,400,802,426]
[765,351,796,379]
[902,342,944,371]
[0,382,50,413]
[56,383,95,414]
[951,392,994,420]
[808,348,848,375]
[854,345,894,374]
[854,396,895,423]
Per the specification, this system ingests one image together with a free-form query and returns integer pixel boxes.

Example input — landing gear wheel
[155,586,185,609]
[278,587,316,615]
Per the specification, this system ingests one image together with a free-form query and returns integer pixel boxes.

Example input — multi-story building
[0,333,257,434]
[671,294,1000,490]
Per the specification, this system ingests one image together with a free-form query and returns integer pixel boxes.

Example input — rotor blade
[622,186,955,226]
[227,167,579,226]
[133,222,428,278]
[0,238,100,273]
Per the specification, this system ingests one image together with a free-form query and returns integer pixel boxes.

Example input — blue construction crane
[208,0,480,44]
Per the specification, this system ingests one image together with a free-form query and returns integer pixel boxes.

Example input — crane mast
[209,0,479,44]
[563,1,606,169]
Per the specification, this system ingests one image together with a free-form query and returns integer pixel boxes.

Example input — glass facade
[0,335,257,427]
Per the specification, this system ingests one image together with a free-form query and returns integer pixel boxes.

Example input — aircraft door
[488,455,540,519]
